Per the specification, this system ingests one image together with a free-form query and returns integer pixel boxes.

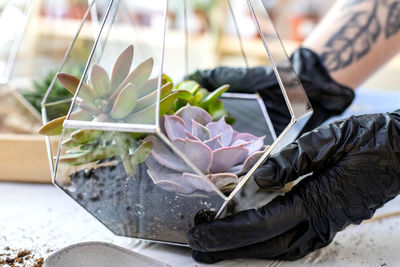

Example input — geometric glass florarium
[41,0,312,245]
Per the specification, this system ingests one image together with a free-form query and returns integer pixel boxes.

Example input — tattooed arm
[303,0,400,88]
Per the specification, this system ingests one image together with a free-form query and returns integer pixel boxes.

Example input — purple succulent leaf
[231,136,265,156]
[208,173,238,189]
[243,137,265,155]
[227,164,243,174]
[232,130,240,140]
[210,145,249,174]
[144,135,192,173]
[164,115,187,141]
[172,138,213,173]
[176,105,212,131]
[150,179,190,194]
[238,147,269,175]
[182,173,216,193]
[146,157,194,194]
[230,139,252,147]
[191,119,210,141]
[206,117,233,146]
[231,132,259,144]
[184,130,200,141]
[204,134,224,151]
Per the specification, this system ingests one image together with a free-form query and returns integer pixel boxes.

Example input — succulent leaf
[133,82,173,112]
[208,100,224,115]
[137,78,158,98]
[59,145,118,166]
[57,73,97,101]
[71,129,103,144]
[172,138,213,173]
[129,141,152,165]
[204,134,223,150]
[212,109,229,121]
[182,173,216,193]
[125,92,177,124]
[176,105,212,131]
[38,110,90,136]
[184,130,201,141]
[238,147,269,175]
[231,134,265,155]
[208,173,238,189]
[191,119,210,141]
[199,84,229,107]
[109,45,133,93]
[90,64,110,96]
[111,57,154,102]
[146,157,193,194]
[177,80,200,94]
[209,145,249,173]
[164,115,187,140]
[161,74,173,85]
[192,88,208,104]
[110,83,137,119]
[38,115,65,136]
[206,117,234,146]
[144,135,193,173]
[176,90,193,101]
[173,99,188,111]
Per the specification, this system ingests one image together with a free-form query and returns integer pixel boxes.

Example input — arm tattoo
[386,1,400,37]
[320,0,400,72]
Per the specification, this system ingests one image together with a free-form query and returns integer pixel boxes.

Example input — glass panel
[11,0,100,119]
[0,0,32,84]
[54,129,225,244]
[63,0,166,131]
[247,0,313,151]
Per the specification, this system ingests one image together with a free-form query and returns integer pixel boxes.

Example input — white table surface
[0,182,399,267]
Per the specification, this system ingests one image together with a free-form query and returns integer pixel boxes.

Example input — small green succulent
[167,77,233,123]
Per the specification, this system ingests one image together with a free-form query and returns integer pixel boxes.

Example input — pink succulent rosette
[145,105,266,194]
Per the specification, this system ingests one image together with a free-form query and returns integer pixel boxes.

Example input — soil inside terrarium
[64,162,224,244]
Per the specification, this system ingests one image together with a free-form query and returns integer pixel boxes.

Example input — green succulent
[39,44,178,176]
[167,77,233,123]
[40,45,176,135]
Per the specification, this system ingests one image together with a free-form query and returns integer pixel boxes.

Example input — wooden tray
[0,134,53,183]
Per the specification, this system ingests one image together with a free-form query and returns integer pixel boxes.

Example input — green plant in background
[20,66,84,120]
[39,44,177,176]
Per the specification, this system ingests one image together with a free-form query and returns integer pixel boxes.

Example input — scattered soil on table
[0,247,44,267]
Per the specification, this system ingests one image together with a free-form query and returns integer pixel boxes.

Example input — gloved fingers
[191,219,327,263]
[188,191,307,252]
[253,122,346,189]
[186,66,274,93]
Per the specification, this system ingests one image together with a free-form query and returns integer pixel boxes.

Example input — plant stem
[114,132,136,177]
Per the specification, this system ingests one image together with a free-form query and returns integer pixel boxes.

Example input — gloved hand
[187,48,355,135]
[188,110,400,263]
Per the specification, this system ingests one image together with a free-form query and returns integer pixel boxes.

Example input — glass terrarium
[41,0,312,245]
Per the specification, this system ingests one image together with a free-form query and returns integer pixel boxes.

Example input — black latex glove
[188,110,400,263]
[187,47,355,135]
